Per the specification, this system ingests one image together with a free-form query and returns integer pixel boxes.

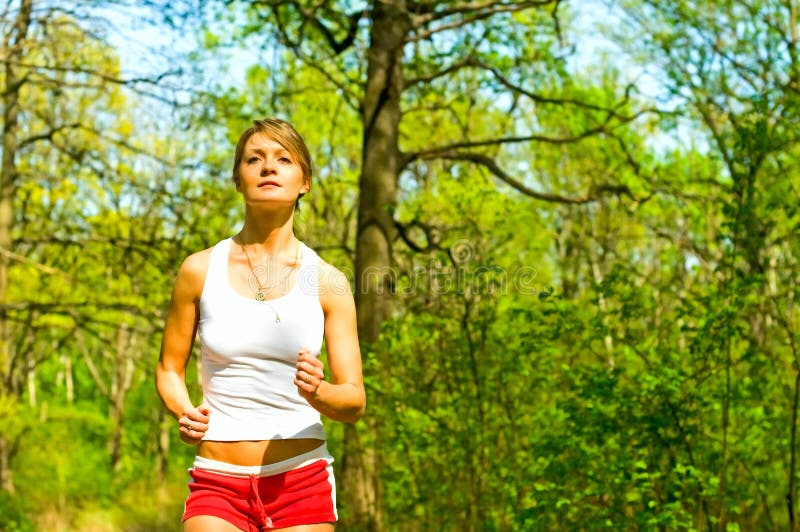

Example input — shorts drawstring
[185,455,336,529]
[249,474,274,530]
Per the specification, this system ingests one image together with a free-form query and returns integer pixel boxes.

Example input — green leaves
[1,0,799,530]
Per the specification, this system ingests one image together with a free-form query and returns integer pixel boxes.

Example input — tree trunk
[109,326,135,471]
[156,407,171,502]
[0,0,33,495]
[63,354,73,404]
[341,0,408,529]
[26,369,35,408]
[0,437,12,495]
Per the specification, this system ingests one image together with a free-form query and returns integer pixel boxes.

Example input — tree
[0,0,200,493]
[608,0,800,528]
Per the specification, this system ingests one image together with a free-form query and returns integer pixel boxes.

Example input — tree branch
[394,219,439,252]
[268,0,366,54]
[0,301,162,322]
[0,246,75,280]
[470,57,647,119]
[269,4,363,112]
[404,55,476,87]
[410,0,555,28]
[409,2,541,42]
[404,111,622,164]
[0,59,179,87]
[17,122,82,150]
[417,151,637,204]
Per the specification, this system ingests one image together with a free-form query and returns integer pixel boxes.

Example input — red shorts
[183,444,337,531]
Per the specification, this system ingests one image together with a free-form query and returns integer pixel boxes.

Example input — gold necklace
[240,239,301,322]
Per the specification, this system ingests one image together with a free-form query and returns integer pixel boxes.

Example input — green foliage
[2,0,799,531]
[0,491,35,532]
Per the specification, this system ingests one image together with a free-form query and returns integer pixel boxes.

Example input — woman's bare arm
[155,251,211,444]
[295,262,366,423]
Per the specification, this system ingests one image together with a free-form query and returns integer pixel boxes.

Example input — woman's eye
[279,157,292,163]
[247,157,261,164]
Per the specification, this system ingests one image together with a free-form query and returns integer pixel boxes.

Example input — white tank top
[198,237,326,441]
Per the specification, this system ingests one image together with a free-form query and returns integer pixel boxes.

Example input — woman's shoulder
[175,243,221,292]
[180,248,212,275]
[313,254,353,307]
[312,252,345,284]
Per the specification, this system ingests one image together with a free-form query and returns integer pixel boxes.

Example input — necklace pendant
[255,291,265,301]
[274,314,280,324]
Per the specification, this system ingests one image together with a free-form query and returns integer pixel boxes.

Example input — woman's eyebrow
[245,146,290,156]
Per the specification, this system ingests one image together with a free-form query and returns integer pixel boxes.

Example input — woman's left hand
[295,349,325,399]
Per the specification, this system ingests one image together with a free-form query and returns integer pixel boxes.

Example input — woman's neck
[236,205,297,254]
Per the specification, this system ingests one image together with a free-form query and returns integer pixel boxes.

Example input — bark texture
[341,0,409,528]
[0,0,33,494]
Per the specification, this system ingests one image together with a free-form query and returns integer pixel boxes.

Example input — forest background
[1,0,799,530]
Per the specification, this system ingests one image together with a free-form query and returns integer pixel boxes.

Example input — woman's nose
[260,160,276,175]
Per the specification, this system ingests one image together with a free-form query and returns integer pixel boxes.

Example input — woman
[156,118,366,532]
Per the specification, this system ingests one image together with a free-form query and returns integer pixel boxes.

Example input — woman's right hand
[178,405,210,445]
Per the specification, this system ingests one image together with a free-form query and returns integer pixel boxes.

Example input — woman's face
[236,133,309,206]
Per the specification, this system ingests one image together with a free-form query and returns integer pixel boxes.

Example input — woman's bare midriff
[197,438,325,466]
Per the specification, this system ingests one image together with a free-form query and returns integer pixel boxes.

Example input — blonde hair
[231,118,313,201]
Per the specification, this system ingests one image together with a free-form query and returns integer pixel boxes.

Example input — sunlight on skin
[184,515,335,532]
